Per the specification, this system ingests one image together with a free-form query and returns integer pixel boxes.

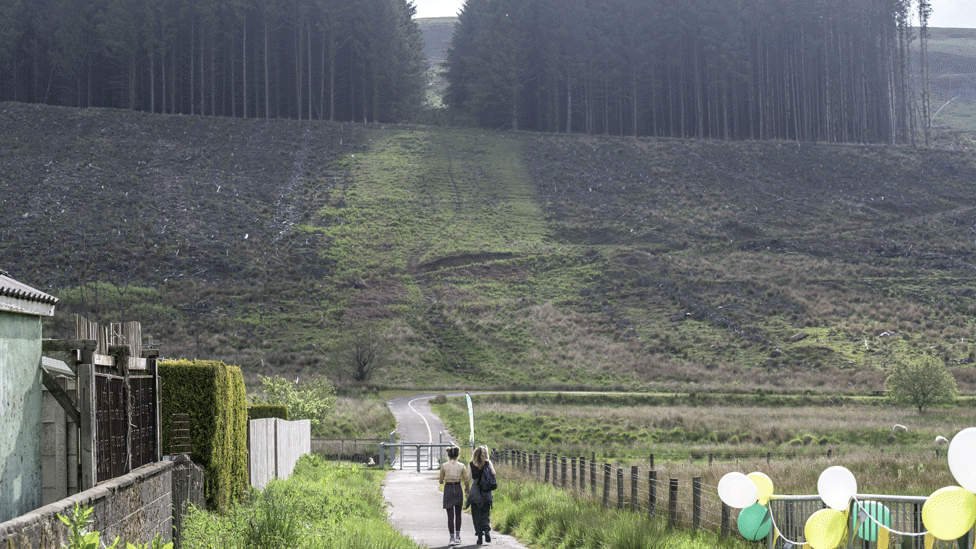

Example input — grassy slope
[927,28,976,131]
[3,99,976,393]
[416,17,456,108]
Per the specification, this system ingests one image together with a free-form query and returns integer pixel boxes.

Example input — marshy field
[433,393,963,497]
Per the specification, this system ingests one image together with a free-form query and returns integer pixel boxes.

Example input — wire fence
[310,438,383,463]
[492,448,973,549]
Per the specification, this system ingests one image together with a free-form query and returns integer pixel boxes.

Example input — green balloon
[852,500,892,542]
[738,503,772,541]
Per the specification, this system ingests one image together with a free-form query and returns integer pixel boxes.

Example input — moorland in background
[0,30,975,396]
[3,100,975,394]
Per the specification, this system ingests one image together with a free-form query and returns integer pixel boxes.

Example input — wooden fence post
[649,470,657,517]
[78,360,96,491]
[693,477,702,530]
[721,503,731,537]
[571,457,577,491]
[617,467,624,509]
[668,478,679,528]
[603,463,611,507]
[579,457,586,492]
[631,465,639,512]
[549,454,554,486]
[590,459,597,497]
[561,456,567,489]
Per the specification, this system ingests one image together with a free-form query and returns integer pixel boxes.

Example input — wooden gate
[43,315,162,490]
[77,316,162,483]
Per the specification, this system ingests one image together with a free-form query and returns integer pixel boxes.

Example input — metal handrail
[380,442,458,471]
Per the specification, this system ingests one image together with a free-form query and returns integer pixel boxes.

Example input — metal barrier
[767,494,971,549]
[380,442,458,471]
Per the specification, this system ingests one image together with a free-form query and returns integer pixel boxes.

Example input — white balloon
[718,472,759,508]
[818,466,858,511]
[948,428,976,492]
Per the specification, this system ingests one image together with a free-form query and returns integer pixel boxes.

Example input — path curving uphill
[382,393,528,549]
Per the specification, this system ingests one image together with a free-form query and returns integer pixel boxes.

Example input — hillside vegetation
[2,101,976,393]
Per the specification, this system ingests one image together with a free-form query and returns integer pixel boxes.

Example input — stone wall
[0,461,174,549]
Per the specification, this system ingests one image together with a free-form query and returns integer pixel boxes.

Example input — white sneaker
[456,534,462,545]
[449,534,457,546]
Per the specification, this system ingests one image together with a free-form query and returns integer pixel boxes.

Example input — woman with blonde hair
[439,445,469,546]
[467,445,494,544]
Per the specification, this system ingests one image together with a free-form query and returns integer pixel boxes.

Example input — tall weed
[180,456,417,549]
[493,473,753,549]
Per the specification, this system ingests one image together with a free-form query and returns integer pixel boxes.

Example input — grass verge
[434,393,961,496]
[493,466,755,549]
[180,456,418,549]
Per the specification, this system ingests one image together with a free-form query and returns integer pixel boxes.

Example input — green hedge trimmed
[159,359,248,511]
[248,404,289,420]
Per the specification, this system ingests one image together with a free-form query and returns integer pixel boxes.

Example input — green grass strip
[492,470,755,549]
[180,456,420,549]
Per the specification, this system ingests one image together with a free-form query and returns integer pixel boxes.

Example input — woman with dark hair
[439,445,470,546]
[467,445,494,544]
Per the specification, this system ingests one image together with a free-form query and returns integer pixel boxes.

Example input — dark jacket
[467,461,494,506]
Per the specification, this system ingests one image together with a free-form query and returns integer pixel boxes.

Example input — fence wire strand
[493,448,969,548]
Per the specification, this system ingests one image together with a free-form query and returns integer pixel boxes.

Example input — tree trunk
[264,17,270,119]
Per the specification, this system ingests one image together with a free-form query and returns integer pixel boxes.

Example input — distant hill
[927,28,976,131]
[417,17,457,107]
[3,102,976,395]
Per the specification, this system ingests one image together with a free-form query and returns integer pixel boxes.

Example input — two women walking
[438,445,495,546]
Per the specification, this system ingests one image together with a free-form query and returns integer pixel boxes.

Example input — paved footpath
[382,394,530,549]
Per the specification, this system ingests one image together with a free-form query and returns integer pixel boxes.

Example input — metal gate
[380,442,457,471]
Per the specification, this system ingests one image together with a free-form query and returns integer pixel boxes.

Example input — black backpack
[479,463,498,492]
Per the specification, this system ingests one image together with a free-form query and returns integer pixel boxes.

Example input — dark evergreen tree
[0,0,425,123]
[443,0,931,144]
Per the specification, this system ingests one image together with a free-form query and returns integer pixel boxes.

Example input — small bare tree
[339,322,390,383]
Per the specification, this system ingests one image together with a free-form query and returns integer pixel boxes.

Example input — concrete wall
[41,384,78,505]
[0,314,43,524]
[0,461,174,549]
[248,419,310,489]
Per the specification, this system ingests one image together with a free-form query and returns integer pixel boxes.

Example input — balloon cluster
[718,428,976,548]
[717,471,774,541]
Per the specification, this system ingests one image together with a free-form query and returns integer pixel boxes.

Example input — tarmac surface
[382,394,530,549]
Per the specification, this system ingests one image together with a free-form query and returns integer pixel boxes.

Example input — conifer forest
[0,0,427,123]
[445,0,934,144]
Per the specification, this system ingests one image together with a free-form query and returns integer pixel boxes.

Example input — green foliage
[125,535,173,549]
[885,354,959,413]
[494,477,753,549]
[58,503,120,549]
[159,360,248,511]
[252,375,337,436]
[314,396,398,439]
[180,456,418,549]
[248,405,289,421]
[245,482,304,549]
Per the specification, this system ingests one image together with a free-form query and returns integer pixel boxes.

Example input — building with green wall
[0,273,57,523]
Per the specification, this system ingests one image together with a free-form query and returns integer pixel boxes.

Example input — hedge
[248,404,289,420]
[159,359,248,511]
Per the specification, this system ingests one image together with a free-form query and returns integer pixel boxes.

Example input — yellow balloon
[922,486,976,540]
[748,472,774,505]
[804,508,847,549]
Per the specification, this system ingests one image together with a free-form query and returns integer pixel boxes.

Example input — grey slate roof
[0,272,57,316]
